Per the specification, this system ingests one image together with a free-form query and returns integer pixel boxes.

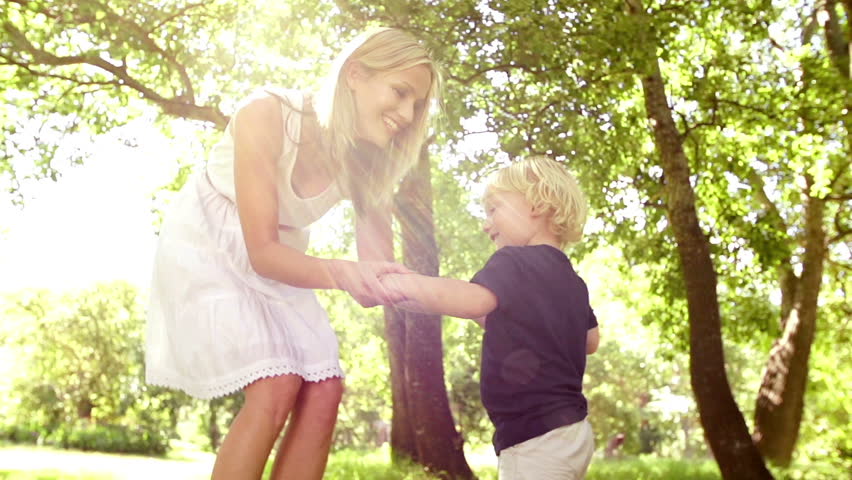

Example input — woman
[145,27,442,479]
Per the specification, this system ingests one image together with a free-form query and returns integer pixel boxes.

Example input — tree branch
[748,168,791,233]
[448,62,555,86]
[149,1,209,35]
[829,211,851,244]
[717,98,783,121]
[680,96,721,140]
[825,191,852,201]
[827,156,851,190]
[93,1,197,102]
[824,0,851,79]
[2,22,227,128]
[1,55,122,88]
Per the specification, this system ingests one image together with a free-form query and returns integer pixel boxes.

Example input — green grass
[587,456,720,480]
[4,441,849,480]
[0,443,478,480]
[324,449,482,479]
[0,443,727,480]
[0,472,114,480]
[0,442,213,480]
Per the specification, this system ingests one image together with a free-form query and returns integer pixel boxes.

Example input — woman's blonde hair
[486,156,588,247]
[314,27,442,212]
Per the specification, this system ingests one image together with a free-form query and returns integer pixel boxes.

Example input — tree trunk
[388,148,475,479]
[637,52,774,480]
[753,189,826,465]
[386,304,419,462]
[751,4,841,464]
[208,398,221,451]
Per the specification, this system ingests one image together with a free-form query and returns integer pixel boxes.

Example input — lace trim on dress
[148,364,345,400]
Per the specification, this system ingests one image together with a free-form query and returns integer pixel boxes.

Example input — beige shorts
[498,418,595,480]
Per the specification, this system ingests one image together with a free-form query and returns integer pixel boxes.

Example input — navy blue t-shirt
[470,244,598,455]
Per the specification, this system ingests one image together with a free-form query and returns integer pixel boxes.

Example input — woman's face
[346,63,432,149]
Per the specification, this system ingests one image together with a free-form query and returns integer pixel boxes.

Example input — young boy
[380,155,600,480]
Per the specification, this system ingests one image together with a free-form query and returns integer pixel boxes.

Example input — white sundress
[145,89,345,399]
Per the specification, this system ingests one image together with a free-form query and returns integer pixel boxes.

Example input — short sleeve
[581,276,598,329]
[470,248,520,311]
[588,308,599,329]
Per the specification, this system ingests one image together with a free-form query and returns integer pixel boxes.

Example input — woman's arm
[233,95,339,288]
[355,206,395,262]
[380,273,497,324]
[233,95,404,304]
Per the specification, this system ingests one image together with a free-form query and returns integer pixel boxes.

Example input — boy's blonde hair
[315,27,442,212]
[486,156,588,247]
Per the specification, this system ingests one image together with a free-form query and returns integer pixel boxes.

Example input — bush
[1,418,169,455]
[0,422,43,445]
[45,420,167,455]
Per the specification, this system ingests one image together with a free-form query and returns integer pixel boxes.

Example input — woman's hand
[328,259,411,307]
[377,273,406,303]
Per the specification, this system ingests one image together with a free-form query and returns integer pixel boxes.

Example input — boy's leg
[498,418,595,480]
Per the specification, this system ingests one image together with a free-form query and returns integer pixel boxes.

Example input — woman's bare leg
[270,377,344,480]
[212,375,304,480]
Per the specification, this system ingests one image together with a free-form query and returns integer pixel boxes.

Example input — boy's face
[482,190,540,249]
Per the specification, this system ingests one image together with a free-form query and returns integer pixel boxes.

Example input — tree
[1,0,334,202]
[333,0,772,475]
[387,148,474,478]
[751,0,851,465]
[622,2,771,476]
[340,0,850,475]
[1,282,188,454]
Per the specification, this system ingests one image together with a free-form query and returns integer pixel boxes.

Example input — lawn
[0,443,725,480]
[0,443,484,480]
[0,442,214,480]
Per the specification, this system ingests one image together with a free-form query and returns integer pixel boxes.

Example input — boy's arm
[380,273,497,325]
[586,326,600,354]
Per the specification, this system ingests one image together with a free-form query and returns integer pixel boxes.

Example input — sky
[0,120,183,293]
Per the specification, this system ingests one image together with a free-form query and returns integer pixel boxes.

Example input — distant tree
[1,282,188,453]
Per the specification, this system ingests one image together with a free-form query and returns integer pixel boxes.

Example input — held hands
[376,273,409,306]
[376,273,445,316]
[329,259,411,308]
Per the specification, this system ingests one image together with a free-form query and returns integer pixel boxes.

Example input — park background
[0,0,850,479]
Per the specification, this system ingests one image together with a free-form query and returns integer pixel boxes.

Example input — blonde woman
[145,27,442,479]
